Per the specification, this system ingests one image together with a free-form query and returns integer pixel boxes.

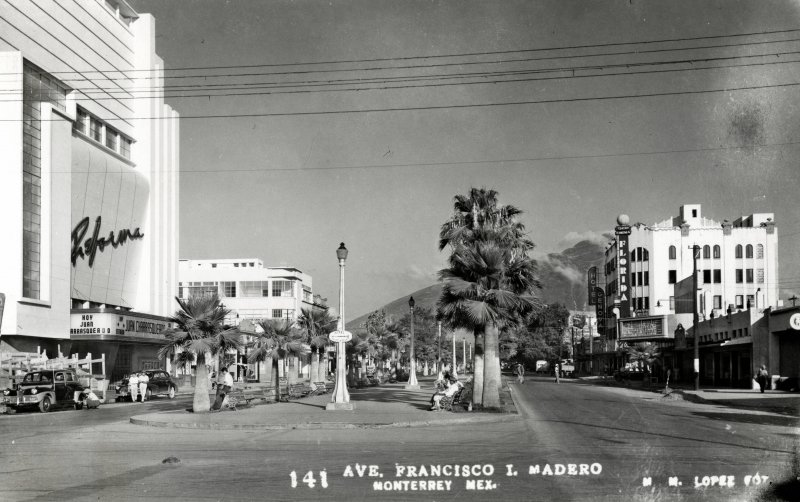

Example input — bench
[288,383,312,399]
[309,382,329,395]
[222,388,263,411]
[438,387,465,411]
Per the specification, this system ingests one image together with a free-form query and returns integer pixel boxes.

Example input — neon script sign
[71,216,144,267]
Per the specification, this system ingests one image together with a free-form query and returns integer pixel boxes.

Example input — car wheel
[75,402,83,410]
[39,396,52,413]
[145,388,152,401]
[168,386,176,399]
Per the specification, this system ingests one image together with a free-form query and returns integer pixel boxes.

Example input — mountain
[346,239,607,329]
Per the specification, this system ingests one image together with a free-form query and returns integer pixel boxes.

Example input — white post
[327,243,353,410]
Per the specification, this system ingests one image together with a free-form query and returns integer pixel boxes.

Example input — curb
[129,412,522,430]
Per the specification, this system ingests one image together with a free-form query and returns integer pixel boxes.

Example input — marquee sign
[615,225,631,318]
[620,316,667,340]
[70,311,171,340]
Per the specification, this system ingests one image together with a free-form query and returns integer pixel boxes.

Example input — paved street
[0,377,796,501]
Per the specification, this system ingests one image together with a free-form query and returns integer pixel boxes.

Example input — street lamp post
[437,321,442,374]
[326,242,354,411]
[405,296,419,389]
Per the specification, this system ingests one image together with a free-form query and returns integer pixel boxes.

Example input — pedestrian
[757,365,769,393]
[138,371,149,402]
[516,363,525,384]
[128,372,139,402]
[554,362,560,384]
[212,366,234,410]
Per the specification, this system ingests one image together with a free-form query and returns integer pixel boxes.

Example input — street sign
[329,330,352,342]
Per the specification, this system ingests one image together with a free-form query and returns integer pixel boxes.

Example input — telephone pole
[691,244,700,391]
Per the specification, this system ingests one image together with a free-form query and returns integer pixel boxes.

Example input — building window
[240,281,268,297]
[669,296,675,310]
[703,270,711,284]
[713,269,722,283]
[668,245,676,260]
[631,273,637,287]
[713,245,720,259]
[745,269,753,283]
[221,281,236,298]
[713,295,722,310]
[756,244,764,259]
[644,297,649,309]
[700,294,705,313]
[735,244,743,259]
[631,249,636,262]
[668,270,677,284]
[745,244,753,259]
[21,61,67,299]
[105,127,119,151]
[703,245,710,259]
[746,294,755,308]
[641,248,649,261]
[120,137,132,158]
[75,106,134,160]
[90,117,103,142]
[643,271,649,286]
[735,269,743,283]
[757,268,764,283]
[744,327,749,337]
[76,109,89,134]
[272,280,293,297]
[735,295,744,309]
[272,309,291,319]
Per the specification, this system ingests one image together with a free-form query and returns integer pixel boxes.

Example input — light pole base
[325,402,355,411]
[404,384,420,390]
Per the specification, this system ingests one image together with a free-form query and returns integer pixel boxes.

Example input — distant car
[3,369,86,413]
[115,370,177,402]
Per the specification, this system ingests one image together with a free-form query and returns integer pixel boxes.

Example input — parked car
[115,370,178,402]
[3,369,86,413]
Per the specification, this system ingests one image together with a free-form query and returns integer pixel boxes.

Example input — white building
[178,259,326,324]
[599,204,780,384]
[0,0,179,381]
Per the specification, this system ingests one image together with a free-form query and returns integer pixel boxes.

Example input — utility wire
[21,54,797,104]
[8,47,798,101]
[7,79,799,123]
[2,26,798,79]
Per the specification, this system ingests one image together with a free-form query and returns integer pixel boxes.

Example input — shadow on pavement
[690,411,800,428]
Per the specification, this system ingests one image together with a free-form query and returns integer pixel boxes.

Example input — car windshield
[22,373,40,383]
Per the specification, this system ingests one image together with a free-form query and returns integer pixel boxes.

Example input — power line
[25,54,797,104]
[159,139,800,175]
[8,48,798,103]
[3,26,798,80]
[6,79,798,123]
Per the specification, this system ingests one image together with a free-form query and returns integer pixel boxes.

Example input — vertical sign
[615,224,632,318]
[587,266,598,305]
[594,287,605,334]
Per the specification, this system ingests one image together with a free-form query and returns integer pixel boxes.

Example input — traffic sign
[329,330,353,342]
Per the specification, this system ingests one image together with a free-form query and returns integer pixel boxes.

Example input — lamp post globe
[405,296,419,389]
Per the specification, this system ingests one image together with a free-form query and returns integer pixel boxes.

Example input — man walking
[757,365,769,393]
[128,372,139,402]
[515,363,525,384]
[138,371,149,402]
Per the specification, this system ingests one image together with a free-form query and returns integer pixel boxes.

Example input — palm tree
[158,294,243,413]
[248,319,308,402]
[437,188,541,409]
[625,342,661,373]
[297,308,336,382]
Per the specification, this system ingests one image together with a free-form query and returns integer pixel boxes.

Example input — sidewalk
[130,377,520,430]
[578,376,800,416]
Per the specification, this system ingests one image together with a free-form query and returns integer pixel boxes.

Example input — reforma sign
[70,310,172,342]
[620,316,668,340]
[70,138,149,308]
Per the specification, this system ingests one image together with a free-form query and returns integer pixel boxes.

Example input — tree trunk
[482,322,501,408]
[311,351,320,384]
[472,331,484,407]
[272,357,281,402]
[193,352,211,413]
[319,348,329,382]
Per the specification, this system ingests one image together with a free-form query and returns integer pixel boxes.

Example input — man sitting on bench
[430,376,462,411]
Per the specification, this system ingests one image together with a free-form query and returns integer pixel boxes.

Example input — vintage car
[115,369,178,402]
[2,369,86,413]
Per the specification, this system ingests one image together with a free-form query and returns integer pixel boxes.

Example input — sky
[129,0,800,320]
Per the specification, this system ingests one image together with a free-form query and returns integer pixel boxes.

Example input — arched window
[735,244,743,259]
[713,245,721,259]
[641,248,649,261]
[745,244,753,259]
[756,244,764,259]
[703,245,710,259]
[631,249,636,262]
[669,245,676,260]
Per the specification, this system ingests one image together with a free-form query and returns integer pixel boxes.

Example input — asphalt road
[0,378,795,501]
